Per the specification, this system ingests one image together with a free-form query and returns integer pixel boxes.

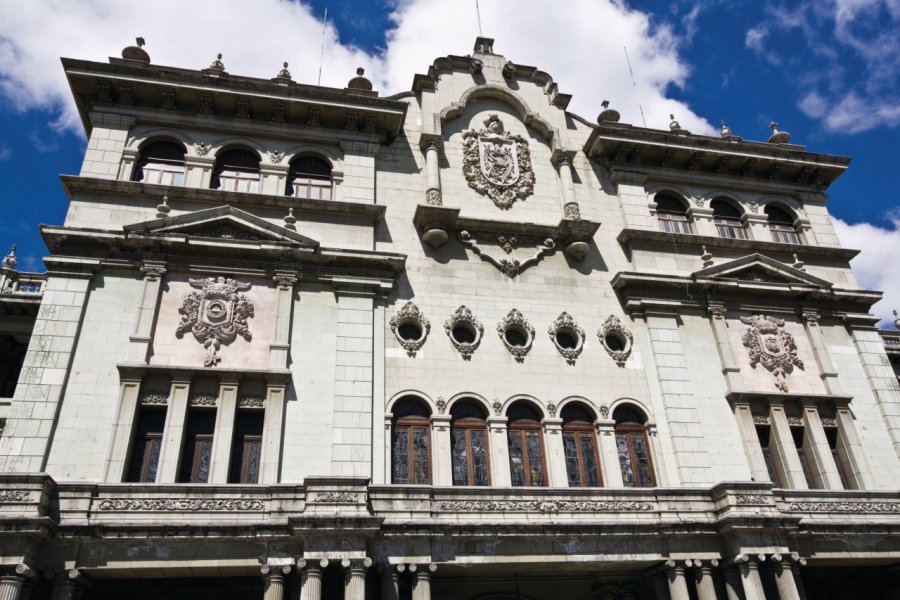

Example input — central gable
[693,254,832,288]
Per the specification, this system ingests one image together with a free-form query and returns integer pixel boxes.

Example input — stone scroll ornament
[462,114,535,209]
[176,277,254,367]
[740,314,804,392]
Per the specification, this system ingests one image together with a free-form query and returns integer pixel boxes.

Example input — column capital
[140,261,167,281]
[550,148,577,168]
[273,272,298,290]
[13,564,36,580]
[708,303,728,320]
[801,310,820,325]
[418,133,444,153]
[261,565,292,577]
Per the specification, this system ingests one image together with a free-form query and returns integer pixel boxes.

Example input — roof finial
[210,53,225,70]
[156,195,170,219]
[2,244,17,270]
[768,121,791,144]
[283,207,297,231]
[597,100,620,124]
[121,37,150,63]
[669,114,682,132]
[136,37,145,47]
[275,61,292,81]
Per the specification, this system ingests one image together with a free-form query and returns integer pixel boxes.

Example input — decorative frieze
[175,277,255,367]
[462,114,535,209]
[140,389,169,406]
[0,490,30,502]
[97,498,264,511]
[436,499,655,512]
[190,393,218,407]
[740,314,804,392]
[238,395,266,408]
[787,501,900,513]
[313,492,358,503]
[734,494,771,505]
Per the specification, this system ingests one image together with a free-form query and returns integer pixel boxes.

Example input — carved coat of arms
[176,277,254,367]
[740,314,804,391]
[462,114,535,209]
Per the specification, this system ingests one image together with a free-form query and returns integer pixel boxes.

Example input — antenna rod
[623,46,647,128]
[475,0,483,36]
[317,6,328,86]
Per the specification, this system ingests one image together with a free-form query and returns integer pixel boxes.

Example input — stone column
[541,417,569,487]
[735,555,766,600]
[0,576,23,600]
[732,400,769,483]
[157,372,193,482]
[595,418,624,487]
[343,558,371,600]
[800,400,842,489]
[789,556,808,600]
[420,136,442,206]
[770,554,801,600]
[431,414,453,486]
[270,273,297,370]
[707,305,742,393]
[666,560,690,600]
[209,374,240,483]
[487,416,512,486]
[768,402,808,489]
[379,564,400,600]
[834,406,873,489]
[411,563,436,600]
[801,311,841,394]
[128,261,166,362]
[49,570,87,600]
[13,565,36,600]
[300,559,328,600]
[262,565,292,600]
[691,559,718,600]
[184,155,216,188]
[722,567,745,600]
[552,150,580,219]
[104,374,143,481]
[260,378,288,484]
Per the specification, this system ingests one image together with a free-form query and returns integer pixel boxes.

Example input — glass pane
[245,440,260,484]
[525,431,544,486]
[563,432,581,487]
[763,450,780,486]
[197,439,212,483]
[631,432,653,487]
[616,432,635,487]
[580,433,601,487]
[797,449,815,488]
[508,430,525,486]
[393,427,410,484]
[451,428,468,485]
[471,429,489,486]
[412,427,430,484]
[145,437,161,483]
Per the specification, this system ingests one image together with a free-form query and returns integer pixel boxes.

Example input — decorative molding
[390,301,431,357]
[787,501,900,513]
[268,151,285,164]
[821,417,837,428]
[548,311,585,364]
[496,308,534,362]
[425,189,442,206]
[444,305,484,359]
[752,415,770,425]
[492,400,503,416]
[735,494,771,505]
[0,490,30,502]
[140,389,169,406]
[740,314,804,392]
[599,404,609,419]
[459,230,555,278]
[190,224,261,241]
[238,395,266,408]
[97,498,264,511]
[436,499,655,512]
[547,402,558,417]
[598,315,634,367]
[461,114,535,209]
[140,263,167,281]
[313,492,358,503]
[175,277,255,367]
[194,142,211,156]
[787,416,803,426]
[190,393,218,407]
[564,203,581,220]
[436,397,447,414]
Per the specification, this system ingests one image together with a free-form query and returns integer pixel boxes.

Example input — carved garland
[497,308,534,362]
[461,114,535,209]
[787,502,900,513]
[390,301,431,356]
[190,393,218,407]
[444,305,484,360]
[175,277,254,367]
[548,312,585,364]
[97,498,264,511]
[239,395,266,408]
[140,389,169,406]
[598,315,633,367]
[459,230,555,278]
[739,314,804,392]
[436,499,655,513]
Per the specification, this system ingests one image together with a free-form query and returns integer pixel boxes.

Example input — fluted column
[552,150,580,219]
[343,558,371,600]
[300,559,328,600]
[735,555,766,600]
[691,559,719,600]
[49,569,87,600]
[262,565,292,600]
[789,556,808,600]
[771,554,801,600]
[666,560,690,600]
[12,566,35,600]
[411,563,436,600]
[420,136,442,206]
[0,576,23,600]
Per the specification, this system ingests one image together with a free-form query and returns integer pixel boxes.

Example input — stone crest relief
[176,277,254,367]
[740,314,804,391]
[462,114,535,209]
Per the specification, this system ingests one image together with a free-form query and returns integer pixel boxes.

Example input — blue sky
[0,0,898,325]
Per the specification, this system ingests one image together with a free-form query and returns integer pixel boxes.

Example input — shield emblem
[199,298,234,328]
[759,333,786,357]
[478,137,519,187]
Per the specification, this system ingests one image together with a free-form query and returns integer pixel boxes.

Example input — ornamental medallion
[176,277,254,367]
[462,114,535,209]
[739,314,804,391]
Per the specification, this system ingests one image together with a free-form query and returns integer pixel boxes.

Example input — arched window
[212,148,260,193]
[711,199,747,239]
[765,205,801,244]
[561,403,602,487]
[286,156,333,200]
[506,402,546,487]
[391,398,432,485]
[133,140,186,186]
[450,400,491,486]
[613,405,655,487]
[655,193,692,234]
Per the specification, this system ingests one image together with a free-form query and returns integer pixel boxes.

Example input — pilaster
[260,381,287,483]
[270,273,297,369]
[800,400,842,489]
[541,417,568,487]
[157,372,193,482]
[834,406,874,489]
[768,402,808,489]
[103,374,143,481]
[487,416,511,486]
[209,375,240,483]
[708,304,741,392]
[595,419,623,487]
[801,311,841,394]
[127,261,166,363]
[184,155,216,189]
[260,164,290,196]
[732,401,769,483]
[431,414,453,486]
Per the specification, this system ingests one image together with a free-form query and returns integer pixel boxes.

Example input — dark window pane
[471,429,489,486]
[450,401,486,421]
[631,432,653,487]
[451,325,476,344]
[392,427,410,484]
[504,327,527,347]
[508,430,525,486]
[561,404,594,424]
[507,402,541,423]
[525,431,545,486]
[145,436,162,483]
[580,432,601,487]
[451,429,468,485]
[563,432,581,487]
[134,141,186,186]
[412,427,430,484]
[555,330,578,349]
[197,437,212,483]
[616,433,634,487]
[128,408,166,483]
[180,410,216,483]
[230,411,264,484]
[613,406,645,425]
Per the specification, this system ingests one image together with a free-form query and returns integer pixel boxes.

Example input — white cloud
[0,0,713,136]
[833,213,900,328]
[0,146,10,161]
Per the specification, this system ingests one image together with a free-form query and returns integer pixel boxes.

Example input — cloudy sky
[0,0,897,326]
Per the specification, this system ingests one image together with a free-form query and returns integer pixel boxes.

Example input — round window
[452,324,477,344]
[555,329,578,349]
[397,321,423,342]
[504,326,528,347]
[604,333,626,352]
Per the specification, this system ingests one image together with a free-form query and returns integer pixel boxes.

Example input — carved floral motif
[190,393,217,407]
[313,492,358,503]
[444,305,484,359]
[425,189,442,206]
[175,277,254,367]
[459,230,555,278]
[740,314,804,392]
[140,390,169,406]
[462,114,535,209]
[0,490,30,502]
[239,395,266,408]
[436,499,655,512]
[735,494,771,505]
[548,312,585,364]
[787,502,900,513]
[390,301,431,356]
[97,498,264,511]
[598,315,633,367]
[496,308,534,362]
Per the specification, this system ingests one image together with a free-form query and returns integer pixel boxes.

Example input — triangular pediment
[693,254,832,287]
[123,205,318,248]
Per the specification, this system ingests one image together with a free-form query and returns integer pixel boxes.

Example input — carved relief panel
[462,114,535,209]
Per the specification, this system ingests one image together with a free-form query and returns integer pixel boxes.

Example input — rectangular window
[217,170,260,193]
[714,218,747,240]
[127,408,166,483]
[769,223,800,244]
[229,411,264,484]
[825,426,850,489]
[791,426,816,488]
[755,425,781,487]
[140,162,185,186]
[290,177,332,200]
[179,410,216,483]
[451,427,490,486]
[658,212,692,234]
[563,431,602,487]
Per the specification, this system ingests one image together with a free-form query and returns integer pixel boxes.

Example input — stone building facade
[1,37,900,600]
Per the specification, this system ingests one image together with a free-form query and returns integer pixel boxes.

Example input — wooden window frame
[392,414,432,485]
[127,408,166,483]
[507,418,548,487]
[657,210,692,234]
[214,168,260,193]
[450,417,492,486]
[188,433,213,484]
[562,420,603,487]
[614,422,656,488]
[768,221,801,244]
[714,216,747,239]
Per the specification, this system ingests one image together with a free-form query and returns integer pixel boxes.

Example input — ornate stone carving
[547,402,558,417]
[190,393,217,407]
[239,395,266,408]
[459,230,555,278]
[787,502,900,513]
[390,301,431,356]
[787,416,803,426]
[175,277,254,367]
[548,312,585,364]
[735,494,770,505]
[740,314,804,392]
[191,225,260,241]
[436,397,447,414]
[425,189,442,206]
[140,389,169,406]
[462,114,535,209]
[497,308,534,362]
[444,305,484,359]
[821,417,837,428]
[97,498,264,511]
[268,151,284,164]
[599,404,609,419]
[314,492,357,503]
[141,263,167,280]
[598,315,633,367]
[194,142,211,156]
[0,490,30,502]
[492,400,503,416]
[564,202,581,220]
[752,415,770,425]
[436,499,655,512]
